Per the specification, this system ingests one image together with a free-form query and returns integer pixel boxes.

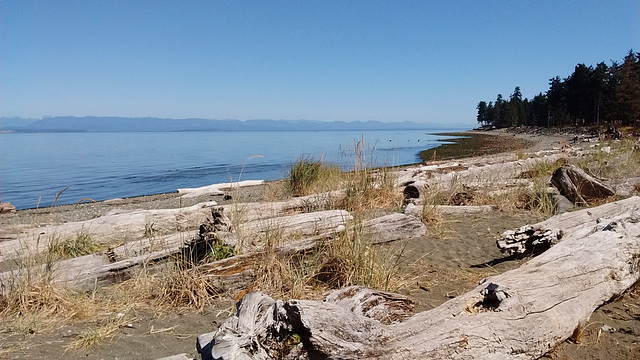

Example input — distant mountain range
[0,116,463,133]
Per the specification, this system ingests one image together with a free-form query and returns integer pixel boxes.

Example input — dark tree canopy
[477,50,640,128]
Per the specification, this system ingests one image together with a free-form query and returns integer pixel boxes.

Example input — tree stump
[550,164,614,204]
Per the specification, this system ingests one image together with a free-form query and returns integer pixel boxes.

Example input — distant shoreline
[0,116,468,133]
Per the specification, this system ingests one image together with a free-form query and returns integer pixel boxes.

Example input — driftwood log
[498,196,638,256]
[0,211,425,295]
[402,180,427,200]
[196,213,426,294]
[0,190,346,266]
[200,196,640,360]
[550,164,614,204]
[0,202,16,214]
[177,180,265,198]
[0,201,219,265]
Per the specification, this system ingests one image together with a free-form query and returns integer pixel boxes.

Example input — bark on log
[550,164,615,204]
[201,197,640,360]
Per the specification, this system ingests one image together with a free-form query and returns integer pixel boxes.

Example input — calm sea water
[0,130,462,210]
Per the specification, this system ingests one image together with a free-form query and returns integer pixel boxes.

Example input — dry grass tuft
[314,220,402,291]
[66,310,134,350]
[253,226,292,295]
[111,261,221,312]
[288,156,344,197]
[575,138,640,181]
[0,273,100,336]
[154,266,220,311]
[48,228,103,259]
[418,160,559,221]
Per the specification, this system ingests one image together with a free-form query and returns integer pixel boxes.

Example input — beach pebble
[601,325,616,333]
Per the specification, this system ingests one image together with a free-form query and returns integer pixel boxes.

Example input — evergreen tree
[590,62,610,125]
[610,51,640,126]
[476,101,488,125]
[474,50,640,128]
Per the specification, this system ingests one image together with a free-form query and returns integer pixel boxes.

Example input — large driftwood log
[201,197,640,360]
[0,190,346,266]
[196,213,426,294]
[233,210,351,251]
[550,164,614,204]
[498,196,639,256]
[0,212,425,295]
[197,286,416,360]
[0,201,219,265]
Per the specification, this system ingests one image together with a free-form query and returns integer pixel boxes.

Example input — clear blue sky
[1,1,638,127]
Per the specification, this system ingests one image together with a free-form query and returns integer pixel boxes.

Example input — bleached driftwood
[496,225,561,257]
[197,286,416,359]
[0,202,16,214]
[201,197,640,360]
[226,209,351,251]
[404,203,493,219]
[177,180,265,198]
[498,196,639,256]
[196,213,426,293]
[0,201,219,264]
[0,211,425,295]
[550,164,614,204]
[0,190,345,266]
[218,189,346,222]
[402,180,427,200]
[0,209,350,294]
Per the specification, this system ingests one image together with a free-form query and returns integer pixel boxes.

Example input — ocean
[0,129,462,210]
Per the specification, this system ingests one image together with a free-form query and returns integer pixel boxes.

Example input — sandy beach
[1,128,638,359]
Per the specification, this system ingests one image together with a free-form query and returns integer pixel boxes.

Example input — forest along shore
[0,127,639,360]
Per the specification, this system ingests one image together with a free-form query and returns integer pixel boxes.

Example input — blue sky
[1,1,638,127]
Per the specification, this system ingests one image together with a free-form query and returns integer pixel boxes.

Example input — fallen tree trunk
[201,197,640,360]
[550,164,615,204]
[498,196,639,256]
[0,201,219,264]
[177,180,265,198]
[0,190,346,266]
[197,213,426,293]
[0,212,425,295]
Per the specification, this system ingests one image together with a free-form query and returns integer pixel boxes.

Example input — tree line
[477,50,640,128]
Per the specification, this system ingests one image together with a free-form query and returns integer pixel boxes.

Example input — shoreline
[0,129,573,226]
